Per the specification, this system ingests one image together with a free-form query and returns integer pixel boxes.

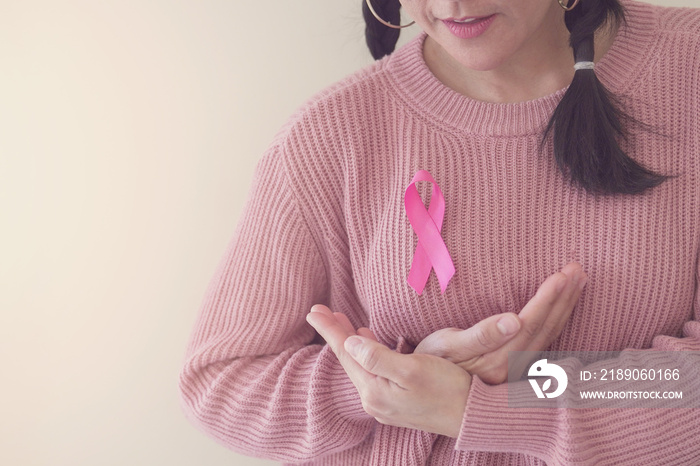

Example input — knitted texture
[179,1,700,464]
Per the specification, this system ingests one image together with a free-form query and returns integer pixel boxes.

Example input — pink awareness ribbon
[404,170,455,295]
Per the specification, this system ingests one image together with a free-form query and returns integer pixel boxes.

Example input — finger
[345,336,411,387]
[357,327,379,341]
[552,264,587,327]
[464,312,521,353]
[519,268,571,322]
[306,310,352,353]
[507,263,586,356]
[311,305,358,340]
[525,263,587,349]
[450,265,586,383]
[310,304,335,318]
[492,267,575,354]
[333,312,357,335]
[416,313,520,360]
[306,310,376,386]
[517,265,578,335]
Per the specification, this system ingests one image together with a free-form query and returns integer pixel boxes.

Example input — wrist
[444,371,472,438]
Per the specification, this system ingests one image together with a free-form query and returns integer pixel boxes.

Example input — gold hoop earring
[558,0,581,11]
[365,0,416,29]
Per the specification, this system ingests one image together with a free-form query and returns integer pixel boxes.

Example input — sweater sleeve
[456,17,700,463]
[455,266,700,465]
[178,147,374,462]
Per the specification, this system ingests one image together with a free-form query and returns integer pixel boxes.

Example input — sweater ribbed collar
[384,0,655,136]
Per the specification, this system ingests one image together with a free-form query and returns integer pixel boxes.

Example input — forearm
[456,323,700,464]
[179,342,374,462]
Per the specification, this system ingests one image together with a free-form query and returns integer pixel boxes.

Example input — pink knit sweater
[180,1,700,464]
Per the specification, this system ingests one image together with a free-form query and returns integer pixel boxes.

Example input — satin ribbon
[404,170,455,294]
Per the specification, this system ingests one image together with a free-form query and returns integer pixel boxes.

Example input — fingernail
[310,305,322,313]
[496,315,519,336]
[305,312,318,326]
[345,336,362,357]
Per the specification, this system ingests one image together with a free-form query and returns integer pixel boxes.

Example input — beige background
[0,1,693,465]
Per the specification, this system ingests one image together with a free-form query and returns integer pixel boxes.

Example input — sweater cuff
[312,344,374,424]
[456,376,559,459]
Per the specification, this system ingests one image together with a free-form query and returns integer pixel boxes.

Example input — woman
[180,0,700,464]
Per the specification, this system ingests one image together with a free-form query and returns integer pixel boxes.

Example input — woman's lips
[442,14,496,39]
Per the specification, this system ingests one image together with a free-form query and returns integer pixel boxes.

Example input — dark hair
[363,0,670,195]
[363,0,402,59]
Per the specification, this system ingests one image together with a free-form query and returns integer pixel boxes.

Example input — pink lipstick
[443,14,496,39]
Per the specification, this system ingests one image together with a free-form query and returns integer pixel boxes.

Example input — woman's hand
[306,305,470,438]
[415,262,587,384]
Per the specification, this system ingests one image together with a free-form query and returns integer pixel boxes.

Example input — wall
[0,1,693,465]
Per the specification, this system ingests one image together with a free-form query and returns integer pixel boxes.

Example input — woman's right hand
[414,263,587,384]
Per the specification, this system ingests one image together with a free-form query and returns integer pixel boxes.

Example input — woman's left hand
[306,305,471,438]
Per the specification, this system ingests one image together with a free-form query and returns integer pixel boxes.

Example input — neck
[423,19,617,104]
